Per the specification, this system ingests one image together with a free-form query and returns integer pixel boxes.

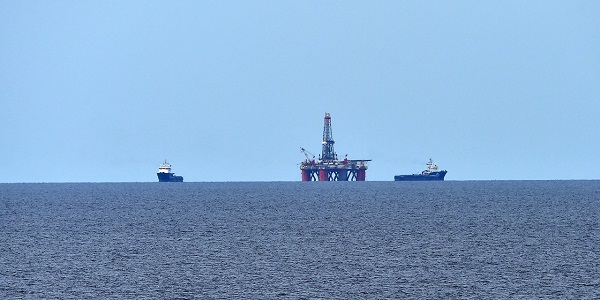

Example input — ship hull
[394,171,447,181]
[157,173,184,182]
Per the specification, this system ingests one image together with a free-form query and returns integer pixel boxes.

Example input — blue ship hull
[157,173,184,182]
[394,171,447,181]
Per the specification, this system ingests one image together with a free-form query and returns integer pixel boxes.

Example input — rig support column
[357,169,366,181]
[302,170,311,181]
[319,169,328,181]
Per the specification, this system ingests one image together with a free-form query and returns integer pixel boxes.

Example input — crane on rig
[300,147,316,164]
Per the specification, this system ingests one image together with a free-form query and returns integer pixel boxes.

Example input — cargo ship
[157,160,184,182]
[394,158,447,181]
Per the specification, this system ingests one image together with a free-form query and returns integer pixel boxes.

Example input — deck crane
[300,147,316,165]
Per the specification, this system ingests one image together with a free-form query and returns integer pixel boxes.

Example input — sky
[1,1,599,182]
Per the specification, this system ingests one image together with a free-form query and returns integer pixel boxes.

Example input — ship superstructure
[157,160,184,182]
[300,113,371,181]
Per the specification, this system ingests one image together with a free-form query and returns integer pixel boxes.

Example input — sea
[1,181,599,299]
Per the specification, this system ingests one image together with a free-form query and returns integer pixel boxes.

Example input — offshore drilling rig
[300,113,371,181]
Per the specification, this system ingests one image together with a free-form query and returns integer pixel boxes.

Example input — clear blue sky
[2,1,599,182]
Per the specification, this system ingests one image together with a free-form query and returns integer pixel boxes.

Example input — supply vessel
[157,160,184,182]
[394,158,447,181]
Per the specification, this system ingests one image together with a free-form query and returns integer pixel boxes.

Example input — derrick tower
[321,113,336,161]
[299,113,371,181]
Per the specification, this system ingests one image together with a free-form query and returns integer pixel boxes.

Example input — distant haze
[1,1,599,182]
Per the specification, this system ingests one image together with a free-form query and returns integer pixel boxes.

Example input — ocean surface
[1,181,599,299]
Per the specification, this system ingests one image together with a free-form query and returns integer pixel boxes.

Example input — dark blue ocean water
[1,181,599,299]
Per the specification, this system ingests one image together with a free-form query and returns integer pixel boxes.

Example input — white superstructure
[423,158,439,175]
[158,160,173,174]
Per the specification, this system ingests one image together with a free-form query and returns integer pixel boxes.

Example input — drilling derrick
[300,113,371,181]
[321,113,336,161]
